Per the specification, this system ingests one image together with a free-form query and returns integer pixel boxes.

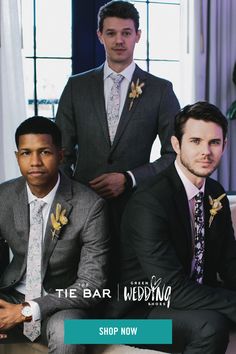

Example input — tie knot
[110,73,124,86]
[195,192,204,204]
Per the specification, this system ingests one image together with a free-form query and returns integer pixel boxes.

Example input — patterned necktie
[24,200,45,342]
[192,192,205,284]
[107,73,124,144]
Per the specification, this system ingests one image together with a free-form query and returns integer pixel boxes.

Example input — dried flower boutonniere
[128,78,145,111]
[208,193,226,227]
[51,203,68,239]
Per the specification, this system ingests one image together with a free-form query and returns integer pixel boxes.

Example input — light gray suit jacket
[0,173,109,319]
[56,64,180,185]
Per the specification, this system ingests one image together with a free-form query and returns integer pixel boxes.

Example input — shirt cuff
[127,171,136,188]
[28,300,41,321]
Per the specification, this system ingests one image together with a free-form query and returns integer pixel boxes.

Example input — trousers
[0,289,87,354]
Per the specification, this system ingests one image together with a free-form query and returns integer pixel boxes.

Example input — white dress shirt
[103,61,137,187]
[104,60,135,117]
[15,174,60,321]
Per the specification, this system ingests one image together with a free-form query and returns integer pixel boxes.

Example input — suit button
[107,158,113,164]
[11,280,16,284]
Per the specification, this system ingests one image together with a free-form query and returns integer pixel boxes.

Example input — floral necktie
[107,73,124,144]
[24,200,45,341]
[192,192,205,284]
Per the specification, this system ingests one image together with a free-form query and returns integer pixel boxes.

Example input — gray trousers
[0,289,87,354]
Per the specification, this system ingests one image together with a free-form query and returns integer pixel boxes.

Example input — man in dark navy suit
[121,102,236,354]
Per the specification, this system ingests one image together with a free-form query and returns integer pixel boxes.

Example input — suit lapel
[13,179,29,243]
[42,174,73,280]
[167,165,193,253]
[90,65,111,146]
[174,189,192,239]
[204,180,218,241]
[13,179,31,276]
[174,186,193,252]
[204,188,210,234]
[110,66,147,153]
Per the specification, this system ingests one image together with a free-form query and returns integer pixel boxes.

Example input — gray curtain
[0,0,26,182]
[193,0,236,192]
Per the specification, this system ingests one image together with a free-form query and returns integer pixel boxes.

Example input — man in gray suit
[56,0,180,282]
[0,117,109,353]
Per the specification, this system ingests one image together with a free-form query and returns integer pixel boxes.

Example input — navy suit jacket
[120,164,236,322]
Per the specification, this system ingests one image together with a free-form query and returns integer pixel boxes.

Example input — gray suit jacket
[0,173,109,319]
[56,64,180,185]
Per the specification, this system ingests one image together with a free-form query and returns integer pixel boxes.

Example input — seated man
[120,102,236,354]
[0,117,109,353]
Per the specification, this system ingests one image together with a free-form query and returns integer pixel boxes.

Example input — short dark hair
[15,116,62,149]
[174,101,228,143]
[98,1,139,33]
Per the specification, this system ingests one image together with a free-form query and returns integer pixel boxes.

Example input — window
[133,0,181,160]
[133,0,181,99]
[21,0,182,126]
[22,0,72,118]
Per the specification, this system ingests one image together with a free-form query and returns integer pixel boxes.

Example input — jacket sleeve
[131,81,180,184]
[56,78,77,178]
[0,232,9,275]
[215,196,236,289]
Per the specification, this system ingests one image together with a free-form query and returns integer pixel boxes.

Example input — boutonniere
[208,193,226,227]
[50,203,68,240]
[128,78,145,111]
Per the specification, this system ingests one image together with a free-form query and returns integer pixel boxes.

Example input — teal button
[64,319,172,344]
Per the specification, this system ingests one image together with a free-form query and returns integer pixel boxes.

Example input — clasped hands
[0,299,24,339]
[89,172,126,198]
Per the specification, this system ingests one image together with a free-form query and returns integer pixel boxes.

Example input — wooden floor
[0,336,236,354]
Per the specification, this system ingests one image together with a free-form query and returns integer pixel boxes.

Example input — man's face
[97,17,141,71]
[171,118,226,187]
[15,134,63,197]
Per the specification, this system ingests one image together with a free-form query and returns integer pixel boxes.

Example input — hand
[0,299,24,332]
[89,173,126,198]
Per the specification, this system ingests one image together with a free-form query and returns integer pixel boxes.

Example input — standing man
[0,117,109,354]
[56,1,180,281]
[121,102,236,354]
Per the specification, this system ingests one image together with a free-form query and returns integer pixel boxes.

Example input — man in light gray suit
[0,117,109,353]
[56,0,180,283]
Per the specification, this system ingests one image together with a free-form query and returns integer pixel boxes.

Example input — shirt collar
[27,174,60,205]
[103,61,136,82]
[174,160,205,201]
